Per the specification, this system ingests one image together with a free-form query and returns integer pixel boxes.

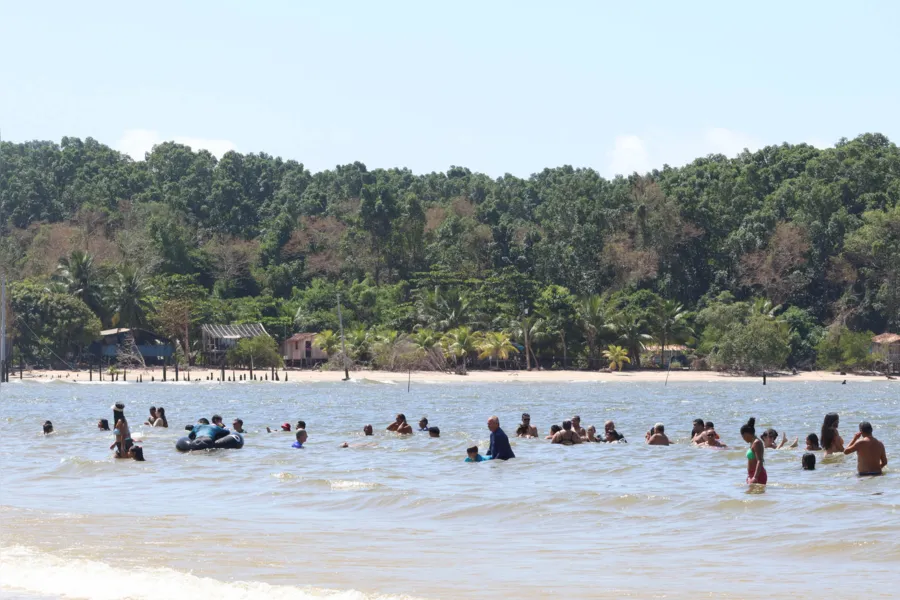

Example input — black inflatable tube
[175,433,244,452]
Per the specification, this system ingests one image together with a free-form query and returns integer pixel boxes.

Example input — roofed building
[201,323,270,366]
[282,332,328,367]
[93,328,174,365]
[871,333,900,373]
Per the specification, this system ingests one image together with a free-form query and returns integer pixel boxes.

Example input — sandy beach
[10,367,895,384]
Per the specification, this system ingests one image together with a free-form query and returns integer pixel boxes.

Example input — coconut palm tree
[577,294,609,368]
[608,314,652,368]
[313,330,339,356]
[107,265,152,328]
[373,329,406,370]
[652,300,693,368]
[417,286,481,331]
[442,326,481,374]
[478,331,518,369]
[55,250,106,317]
[508,314,547,371]
[410,328,441,353]
[346,327,372,362]
[603,345,631,371]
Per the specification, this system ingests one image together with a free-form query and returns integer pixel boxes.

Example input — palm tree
[751,298,783,320]
[346,327,372,362]
[652,300,693,368]
[373,329,406,370]
[577,294,609,368]
[442,326,481,374]
[107,265,152,328]
[55,250,106,317]
[603,345,631,371]
[417,286,480,331]
[508,314,547,371]
[609,314,652,368]
[313,330,339,356]
[478,331,518,369]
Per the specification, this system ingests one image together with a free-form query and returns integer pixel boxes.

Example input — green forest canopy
[1,133,898,371]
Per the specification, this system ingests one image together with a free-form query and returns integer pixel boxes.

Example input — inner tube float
[175,433,244,452]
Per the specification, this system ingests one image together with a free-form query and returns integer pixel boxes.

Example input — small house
[644,344,689,367]
[871,333,900,373]
[94,328,174,364]
[201,323,269,366]
[282,332,328,367]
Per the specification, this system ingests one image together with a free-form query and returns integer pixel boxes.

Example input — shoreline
[5,367,895,384]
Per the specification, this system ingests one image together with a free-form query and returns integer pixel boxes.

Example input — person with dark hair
[211,415,225,428]
[232,418,245,433]
[741,418,767,485]
[387,414,413,435]
[552,420,583,445]
[363,424,374,436]
[604,421,626,443]
[545,424,562,440]
[805,433,821,451]
[802,453,816,470]
[428,426,440,438]
[698,423,727,448]
[98,419,110,431]
[145,407,158,426]
[131,446,145,461]
[519,413,538,438]
[152,407,168,428]
[571,415,586,438]
[844,421,888,476]
[465,445,487,462]
[690,418,706,442]
[486,416,514,460]
[112,402,125,430]
[646,424,670,446]
[821,413,844,455]
[188,419,229,446]
[418,417,429,431]
[42,421,54,435]
[296,420,306,431]
[585,425,599,442]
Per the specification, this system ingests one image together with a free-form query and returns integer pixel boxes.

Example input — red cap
[281,423,291,431]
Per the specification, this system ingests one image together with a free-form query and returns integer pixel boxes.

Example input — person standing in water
[646,424,670,446]
[387,414,413,435]
[844,421,888,476]
[486,416,515,460]
[741,418,766,485]
[821,412,844,455]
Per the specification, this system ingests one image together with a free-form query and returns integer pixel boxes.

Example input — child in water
[802,452,816,470]
[805,433,821,451]
[465,445,487,462]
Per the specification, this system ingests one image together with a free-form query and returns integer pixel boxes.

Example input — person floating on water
[292,430,308,449]
[805,433,821,451]
[486,416,514,460]
[741,417,767,486]
[844,421,888,476]
[42,421,54,434]
[646,424,670,446]
[188,418,230,446]
[465,445,487,462]
[802,453,816,470]
[552,420,583,445]
[821,413,844,455]
[387,414,413,435]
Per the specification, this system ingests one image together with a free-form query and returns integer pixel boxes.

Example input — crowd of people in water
[45,403,889,482]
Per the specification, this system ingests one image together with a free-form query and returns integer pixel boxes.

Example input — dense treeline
[1,134,898,373]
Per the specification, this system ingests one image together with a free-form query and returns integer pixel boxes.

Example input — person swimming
[292,430,308,448]
[363,424,374,436]
[545,424,562,440]
[232,418,245,433]
[428,426,440,438]
[805,433,821,451]
[42,420,54,435]
[418,417,429,431]
[465,445,487,462]
[802,452,816,470]
[741,417,766,485]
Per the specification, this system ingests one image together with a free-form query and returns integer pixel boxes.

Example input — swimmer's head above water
[363,424,373,436]
[42,420,53,434]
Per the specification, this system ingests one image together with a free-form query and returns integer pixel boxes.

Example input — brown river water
[0,378,897,599]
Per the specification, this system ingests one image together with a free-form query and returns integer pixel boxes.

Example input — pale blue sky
[1,0,897,177]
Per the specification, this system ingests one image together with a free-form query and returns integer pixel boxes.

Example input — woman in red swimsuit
[741,417,767,485]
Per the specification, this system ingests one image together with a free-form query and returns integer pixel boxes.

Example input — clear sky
[1,0,897,177]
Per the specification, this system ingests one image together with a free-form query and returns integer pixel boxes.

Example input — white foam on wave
[0,545,422,600]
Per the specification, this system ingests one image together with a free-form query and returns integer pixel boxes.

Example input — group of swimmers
[45,403,890,481]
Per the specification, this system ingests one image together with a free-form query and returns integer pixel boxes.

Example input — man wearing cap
[487,415,515,460]
[519,413,538,438]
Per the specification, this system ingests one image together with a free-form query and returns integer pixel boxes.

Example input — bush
[815,326,874,372]
[226,336,283,368]
[708,314,790,374]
